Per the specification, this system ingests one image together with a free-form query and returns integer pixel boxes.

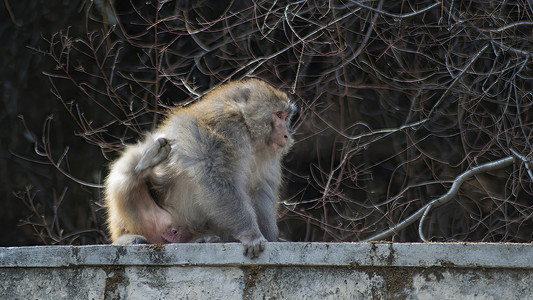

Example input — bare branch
[363,156,515,242]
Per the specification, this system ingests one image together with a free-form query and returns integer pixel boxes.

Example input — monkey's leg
[134,137,171,173]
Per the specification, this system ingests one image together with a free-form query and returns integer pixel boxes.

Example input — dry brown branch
[362,156,515,242]
[16,0,533,244]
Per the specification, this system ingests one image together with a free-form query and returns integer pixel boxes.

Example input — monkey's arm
[250,181,280,242]
[183,127,266,258]
[200,170,266,258]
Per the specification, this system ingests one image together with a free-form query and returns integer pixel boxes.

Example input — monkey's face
[269,110,291,150]
[267,99,297,152]
[235,79,296,152]
[268,86,297,143]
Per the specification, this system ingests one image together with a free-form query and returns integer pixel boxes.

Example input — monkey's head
[231,79,297,154]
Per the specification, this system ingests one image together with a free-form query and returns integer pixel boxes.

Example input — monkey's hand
[135,137,172,173]
[238,232,267,258]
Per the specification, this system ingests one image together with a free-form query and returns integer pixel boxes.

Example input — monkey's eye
[275,111,284,119]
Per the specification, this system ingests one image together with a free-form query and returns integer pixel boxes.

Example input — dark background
[2,0,532,246]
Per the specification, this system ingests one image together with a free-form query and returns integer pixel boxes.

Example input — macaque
[105,79,296,258]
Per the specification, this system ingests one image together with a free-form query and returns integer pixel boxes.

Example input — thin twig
[510,148,533,182]
[363,156,515,242]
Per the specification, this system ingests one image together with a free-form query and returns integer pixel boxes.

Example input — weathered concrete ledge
[1,242,532,299]
[2,242,533,268]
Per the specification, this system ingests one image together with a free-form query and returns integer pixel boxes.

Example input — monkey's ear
[234,87,251,103]
[289,101,298,116]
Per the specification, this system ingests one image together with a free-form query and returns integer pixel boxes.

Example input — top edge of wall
[1,242,532,269]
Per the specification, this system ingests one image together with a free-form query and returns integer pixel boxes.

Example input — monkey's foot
[135,137,171,173]
[194,235,223,243]
[113,234,149,245]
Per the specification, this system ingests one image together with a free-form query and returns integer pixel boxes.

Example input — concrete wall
[1,242,532,299]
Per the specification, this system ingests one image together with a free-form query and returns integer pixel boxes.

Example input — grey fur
[105,79,296,258]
